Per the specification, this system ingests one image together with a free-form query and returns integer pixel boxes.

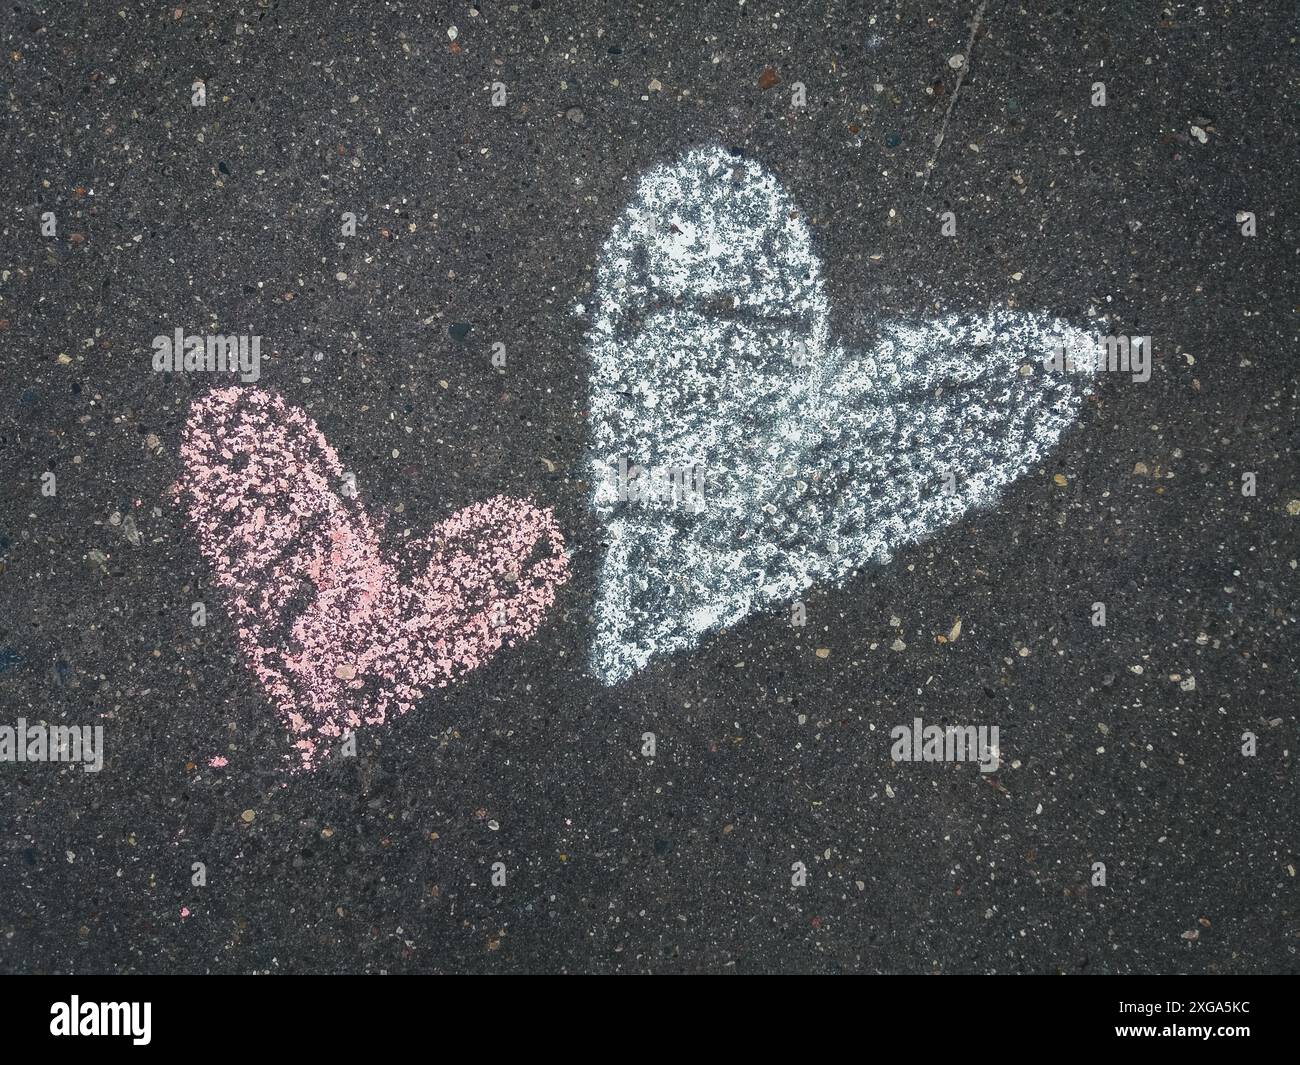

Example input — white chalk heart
[586,146,1094,684]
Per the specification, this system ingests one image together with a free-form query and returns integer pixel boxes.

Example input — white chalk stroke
[586,146,1095,684]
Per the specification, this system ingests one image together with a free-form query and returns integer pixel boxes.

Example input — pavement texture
[0,1,1297,973]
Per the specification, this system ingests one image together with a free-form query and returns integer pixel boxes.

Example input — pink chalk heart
[173,387,570,770]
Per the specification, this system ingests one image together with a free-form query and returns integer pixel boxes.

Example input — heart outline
[585,146,1096,683]
[173,387,569,770]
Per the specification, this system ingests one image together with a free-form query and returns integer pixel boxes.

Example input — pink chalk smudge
[173,387,570,770]
[181,907,191,919]
[208,756,228,768]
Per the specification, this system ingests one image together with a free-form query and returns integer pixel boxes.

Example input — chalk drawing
[586,146,1095,684]
[173,387,569,769]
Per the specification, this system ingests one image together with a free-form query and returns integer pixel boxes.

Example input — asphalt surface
[1,1,1297,973]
